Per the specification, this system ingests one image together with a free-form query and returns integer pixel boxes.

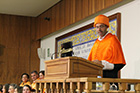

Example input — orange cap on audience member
[94,15,109,27]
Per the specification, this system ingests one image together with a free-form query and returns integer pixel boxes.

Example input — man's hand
[93,60,102,64]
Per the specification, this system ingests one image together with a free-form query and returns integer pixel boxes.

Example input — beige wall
[40,0,140,79]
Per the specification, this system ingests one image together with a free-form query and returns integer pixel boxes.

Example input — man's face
[31,73,38,81]
[95,23,108,38]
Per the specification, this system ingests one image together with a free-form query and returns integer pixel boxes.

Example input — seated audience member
[22,85,32,93]
[39,70,46,93]
[0,84,3,93]
[39,70,45,79]
[14,86,23,93]
[31,71,39,90]
[19,73,31,87]
[8,84,17,93]
[2,84,10,93]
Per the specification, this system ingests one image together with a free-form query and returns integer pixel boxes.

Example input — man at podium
[88,15,126,78]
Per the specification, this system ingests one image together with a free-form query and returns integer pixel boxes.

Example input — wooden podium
[35,57,140,93]
[45,57,104,79]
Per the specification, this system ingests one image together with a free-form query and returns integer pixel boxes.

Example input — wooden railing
[35,77,140,93]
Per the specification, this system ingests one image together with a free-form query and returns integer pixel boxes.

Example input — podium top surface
[45,56,104,68]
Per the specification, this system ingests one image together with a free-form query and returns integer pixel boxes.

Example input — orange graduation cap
[94,15,109,27]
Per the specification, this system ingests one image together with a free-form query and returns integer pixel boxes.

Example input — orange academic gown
[88,33,126,65]
[31,78,40,90]
[20,81,31,87]
[31,78,46,93]
[88,33,126,78]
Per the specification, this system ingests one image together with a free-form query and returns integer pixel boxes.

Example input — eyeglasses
[95,25,106,29]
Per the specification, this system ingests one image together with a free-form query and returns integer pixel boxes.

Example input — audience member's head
[39,70,45,79]
[0,84,3,93]
[31,71,39,81]
[21,73,30,83]
[8,83,18,93]
[22,85,31,93]
[14,87,17,93]
[14,86,23,93]
[2,84,10,93]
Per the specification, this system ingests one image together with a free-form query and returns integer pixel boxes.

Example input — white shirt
[97,32,114,70]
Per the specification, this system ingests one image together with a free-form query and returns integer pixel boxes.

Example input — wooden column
[36,83,39,93]
[119,83,127,93]
[63,82,69,93]
[135,83,140,93]
[84,82,92,93]
[39,83,44,93]
[44,83,50,93]
[103,82,110,93]
[56,82,62,93]
[50,82,56,93]
[77,82,84,93]
[70,82,76,93]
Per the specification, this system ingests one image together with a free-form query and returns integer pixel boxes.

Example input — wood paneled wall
[36,0,123,39]
[0,14,40,84]
[0,0,124,85]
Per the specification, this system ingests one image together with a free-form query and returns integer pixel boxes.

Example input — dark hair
[39,70,45,75]
[0,84,3,92]
[4,84,10,93]
[9,83,18,89]
[31,70,38,75]
[23,85,32,91]
[17,86,23,93]
[21,73,30,79]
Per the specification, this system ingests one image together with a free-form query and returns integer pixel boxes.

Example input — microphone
[51,52,58,59]
[51,49,63,59]
[51,48,73,59]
